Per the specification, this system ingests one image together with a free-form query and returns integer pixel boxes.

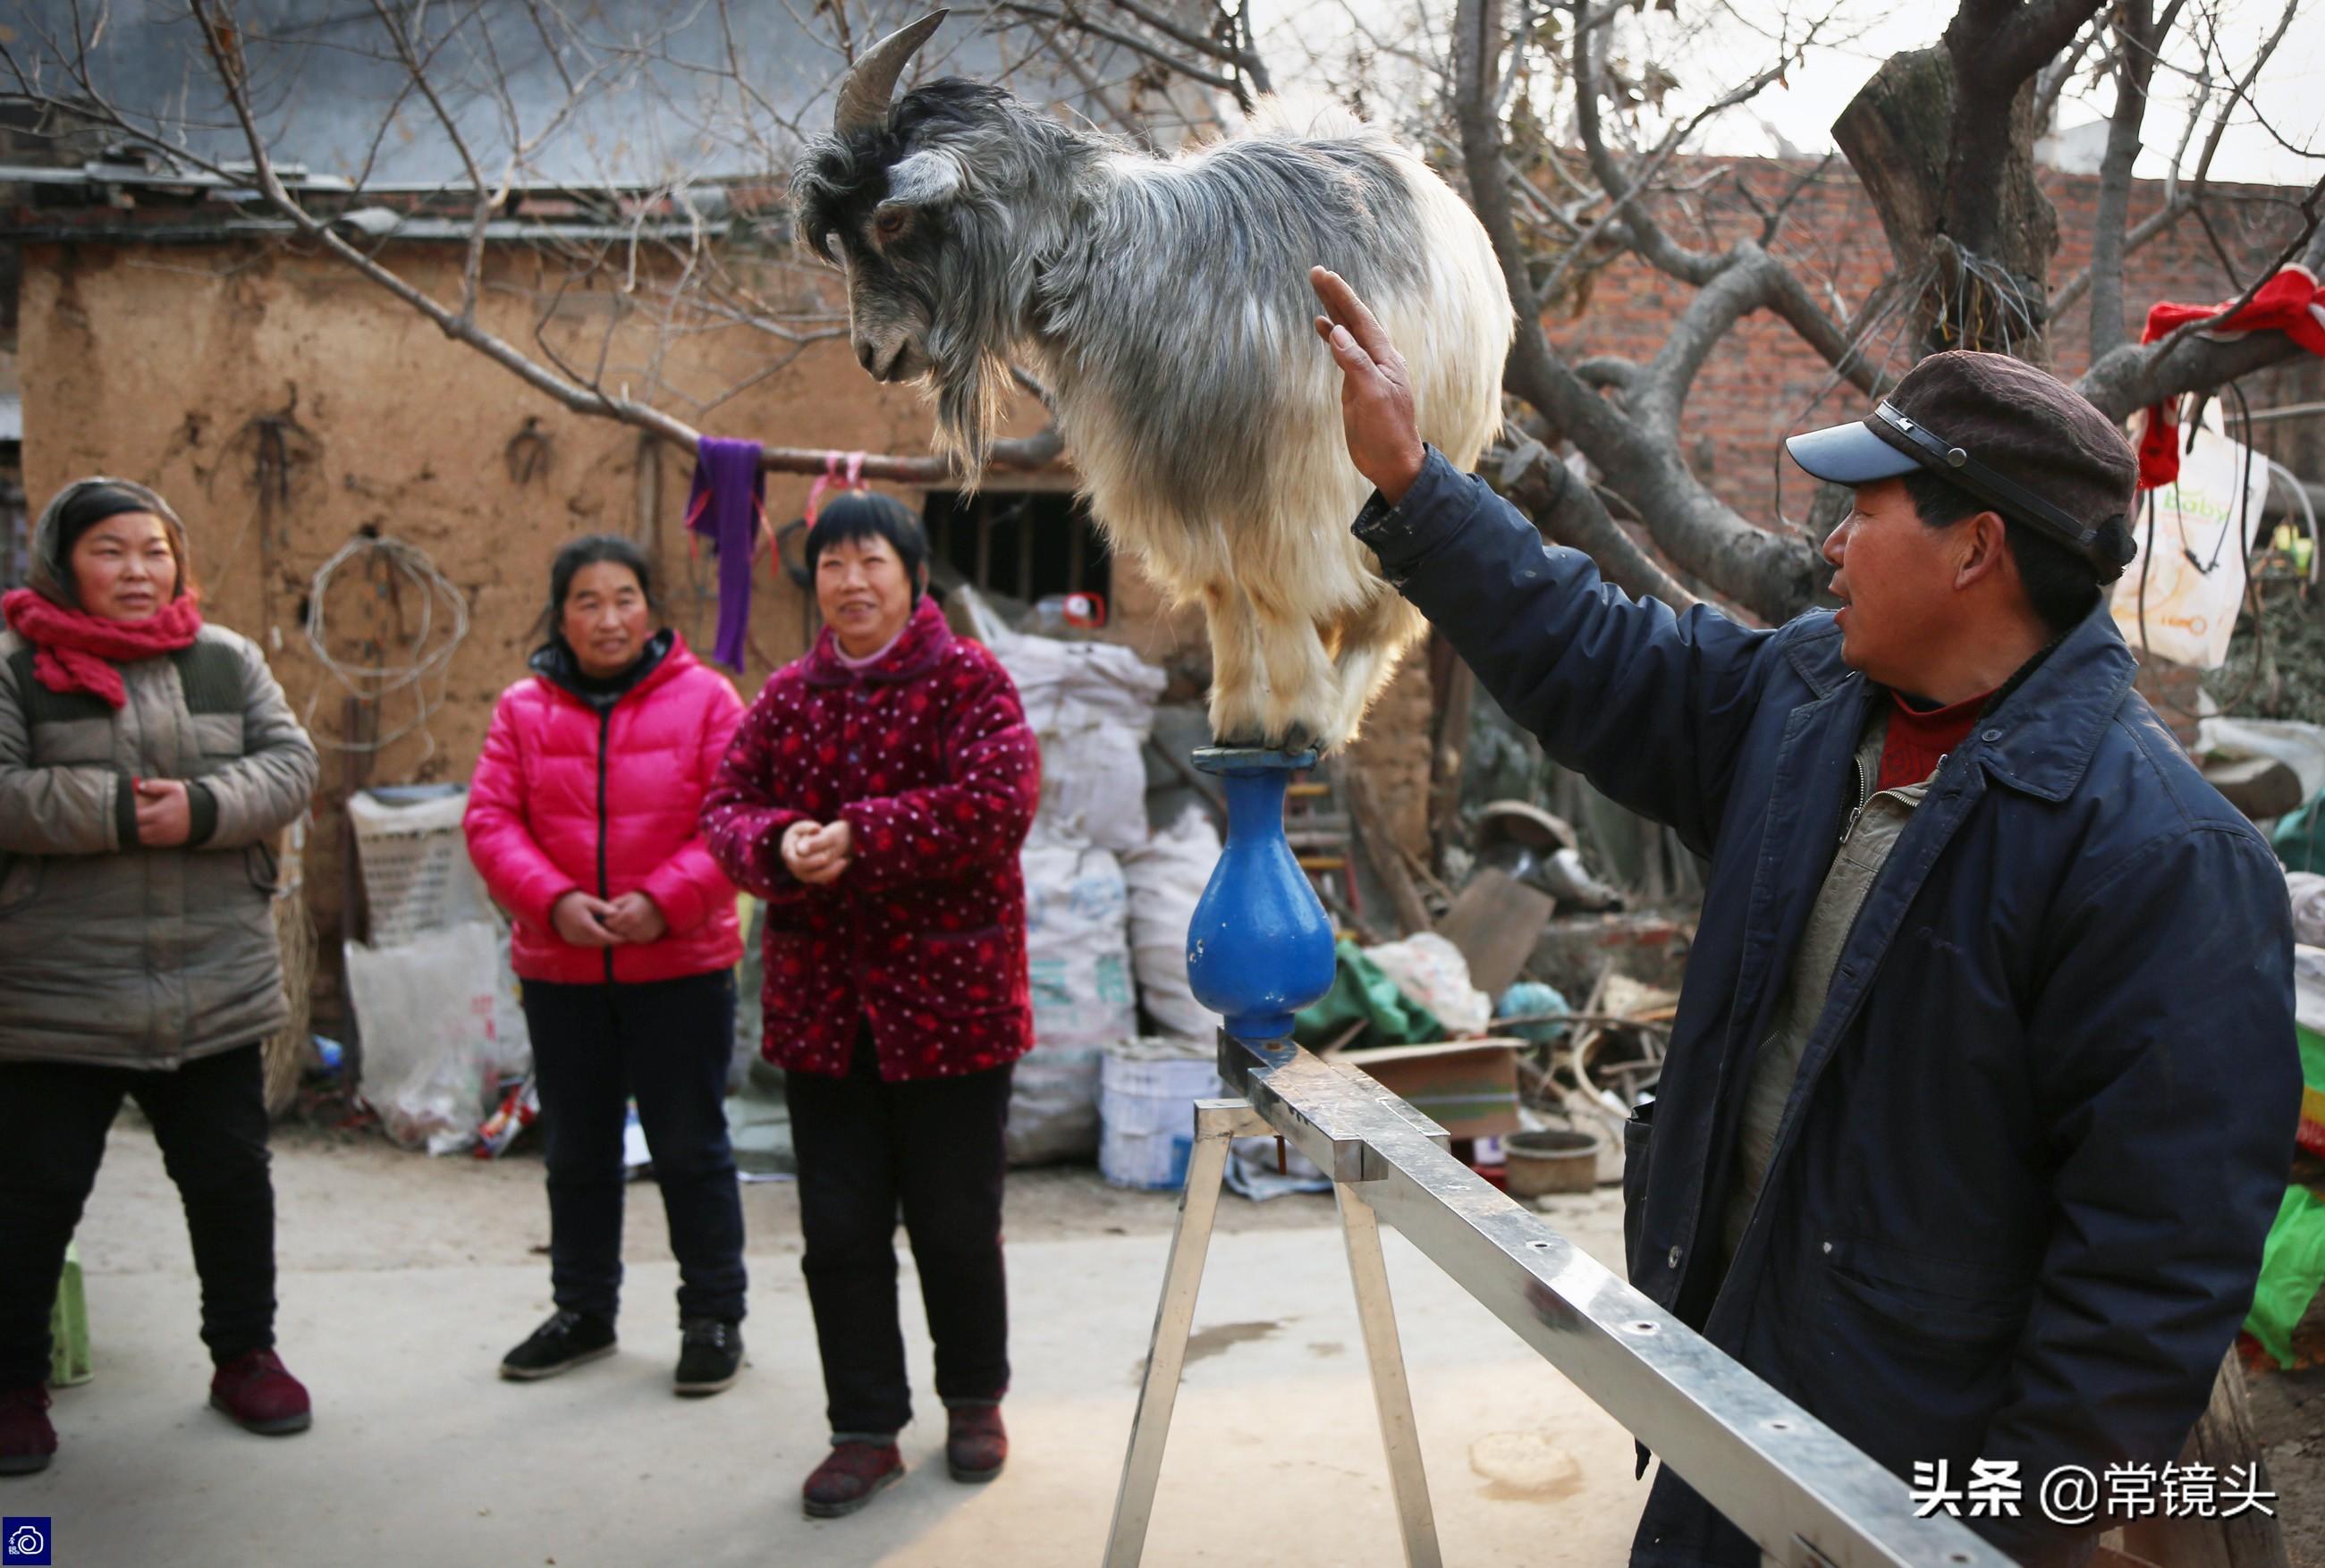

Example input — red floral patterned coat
[701,596,1040,1081]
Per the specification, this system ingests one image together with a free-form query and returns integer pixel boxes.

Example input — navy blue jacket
[1357,451,2299,1566]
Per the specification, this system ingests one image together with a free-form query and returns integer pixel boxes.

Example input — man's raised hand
[1311,266,1425,506]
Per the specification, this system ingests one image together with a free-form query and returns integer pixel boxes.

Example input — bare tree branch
[1567,0,1721,287]
[112,0,1065,484]
[2048,70,2211,317]
[995,0,1245,101]
[1573,355,1638,390]
[1454,0,1819,620]
[1737,152,1836,248]
[1100,0,1270,92]
[1535,52,1799,306]
[1494,440,1701,611]
[2079,180,2325,419]
[2032,12,2107,132]
[1940,0,2108,262]
[2086,0,2190,358]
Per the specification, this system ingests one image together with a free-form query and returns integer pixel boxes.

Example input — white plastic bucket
[1099,1041,1222,1190]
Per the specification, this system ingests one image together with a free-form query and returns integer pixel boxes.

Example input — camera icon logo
[2,1517,52,1565]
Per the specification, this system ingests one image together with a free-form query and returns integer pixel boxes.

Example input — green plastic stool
[50,1243,90,1387]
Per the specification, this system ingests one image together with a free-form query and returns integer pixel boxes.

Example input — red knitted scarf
[2,587,204,709]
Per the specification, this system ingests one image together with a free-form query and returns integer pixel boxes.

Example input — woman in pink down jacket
[464,535,748,1399]
[701,493,1039,1519]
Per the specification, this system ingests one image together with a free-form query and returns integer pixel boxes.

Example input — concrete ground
[15,1118,1648,1568]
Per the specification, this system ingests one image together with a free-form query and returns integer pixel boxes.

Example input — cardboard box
[1327,1037,1522,1141]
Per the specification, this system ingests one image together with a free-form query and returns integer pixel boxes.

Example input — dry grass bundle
[262,821,315,1117]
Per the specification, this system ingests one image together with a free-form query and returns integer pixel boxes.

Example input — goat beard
[917,198,1044,491]
[926,338,1014,491]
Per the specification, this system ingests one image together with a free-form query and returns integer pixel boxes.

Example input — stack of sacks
[956,587,1168,1162]
[1121,805,1222,1041]
[1007,832,1137,1163]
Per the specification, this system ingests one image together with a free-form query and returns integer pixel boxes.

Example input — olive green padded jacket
[0,622,318,1068]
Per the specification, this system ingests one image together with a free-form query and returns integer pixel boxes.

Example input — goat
[791,11,1513,752]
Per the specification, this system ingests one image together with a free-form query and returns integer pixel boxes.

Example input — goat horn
[833,10,948,136]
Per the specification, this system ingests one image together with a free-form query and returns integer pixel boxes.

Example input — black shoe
[673,1318,744,1396]
[498,1310,616,1381]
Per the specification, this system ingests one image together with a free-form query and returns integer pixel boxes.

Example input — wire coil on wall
[300,533,469,761]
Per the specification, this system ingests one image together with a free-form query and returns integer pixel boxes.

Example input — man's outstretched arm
[1313,266,1780,852]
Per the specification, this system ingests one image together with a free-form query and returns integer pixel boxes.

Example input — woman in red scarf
[0,478,320,1477]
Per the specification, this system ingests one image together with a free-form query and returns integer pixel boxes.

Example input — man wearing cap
[1310,268,2297,1567]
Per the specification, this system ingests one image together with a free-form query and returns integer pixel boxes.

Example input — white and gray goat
[791,11,1514,751]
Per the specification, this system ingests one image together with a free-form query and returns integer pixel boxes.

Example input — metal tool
[1101,1030,2014,1568]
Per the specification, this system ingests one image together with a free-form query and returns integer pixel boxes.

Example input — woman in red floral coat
[700,492,1038,1519]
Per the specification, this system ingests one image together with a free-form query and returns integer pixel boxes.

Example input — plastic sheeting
[1008,837,1135,1163]
[1121,805,1221,1040]
[345,920,511,1154]
[957,586,1166,851]
[2110,408,2270,670]
[2246,1184,2325,1369]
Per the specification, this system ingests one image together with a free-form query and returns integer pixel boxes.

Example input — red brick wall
[1540,160,2317,535]
[2133,659,2207,749]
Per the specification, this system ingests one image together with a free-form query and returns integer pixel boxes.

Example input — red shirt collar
[1877,686,1989,793]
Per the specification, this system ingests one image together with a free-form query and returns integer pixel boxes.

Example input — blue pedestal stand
[1181,746,1338,1044]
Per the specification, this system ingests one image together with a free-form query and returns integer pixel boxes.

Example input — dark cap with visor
[1785,350,2141,583]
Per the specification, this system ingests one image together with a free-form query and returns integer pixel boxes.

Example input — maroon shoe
[946,1403,1007,1483]
[802,1439,903,1518]
[0,1387,55,1475]
[208,1350,312,1436]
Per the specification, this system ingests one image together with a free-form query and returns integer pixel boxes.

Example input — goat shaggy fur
[794,61,1513,751]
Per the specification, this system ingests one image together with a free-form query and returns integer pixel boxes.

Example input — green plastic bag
[2274,786,2325,873]
[50,1242,91,1387]
[1294,939,1447,1050]
[2245,1185,2325,1370]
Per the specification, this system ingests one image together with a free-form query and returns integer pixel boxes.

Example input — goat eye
[875,207,909,241]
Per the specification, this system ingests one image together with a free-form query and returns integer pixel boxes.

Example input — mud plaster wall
[17,240,1441,1014]
[16,240,940,1011]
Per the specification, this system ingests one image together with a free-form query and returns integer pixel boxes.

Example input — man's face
[1821,477,1965,690]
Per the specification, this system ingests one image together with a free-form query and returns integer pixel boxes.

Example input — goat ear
[884,149,962,207]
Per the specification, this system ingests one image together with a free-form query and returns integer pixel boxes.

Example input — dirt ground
[2244,1294,2325,1568]
[218,1118,1365,1272]
[46,1112,2325,1567]
[41,1111,1653,1568]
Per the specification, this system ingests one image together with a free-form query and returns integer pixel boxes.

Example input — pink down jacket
[465,631,745,984]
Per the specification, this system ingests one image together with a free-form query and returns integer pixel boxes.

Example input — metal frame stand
[1100,1033,2016,1568]
[1103,1098,1444,1568]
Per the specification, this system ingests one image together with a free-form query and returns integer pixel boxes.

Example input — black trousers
[522,970,748,1324]
[785,1028,1013,1437]
[0,1043,277,1389]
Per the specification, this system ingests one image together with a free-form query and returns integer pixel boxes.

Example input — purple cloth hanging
[683,435,765,670]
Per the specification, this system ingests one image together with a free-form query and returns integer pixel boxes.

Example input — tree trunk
[1427,633,1475,869]
[1832,48,2060,363]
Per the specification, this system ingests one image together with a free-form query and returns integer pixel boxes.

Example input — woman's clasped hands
[780,819,855,887]
[549,889,669,948]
